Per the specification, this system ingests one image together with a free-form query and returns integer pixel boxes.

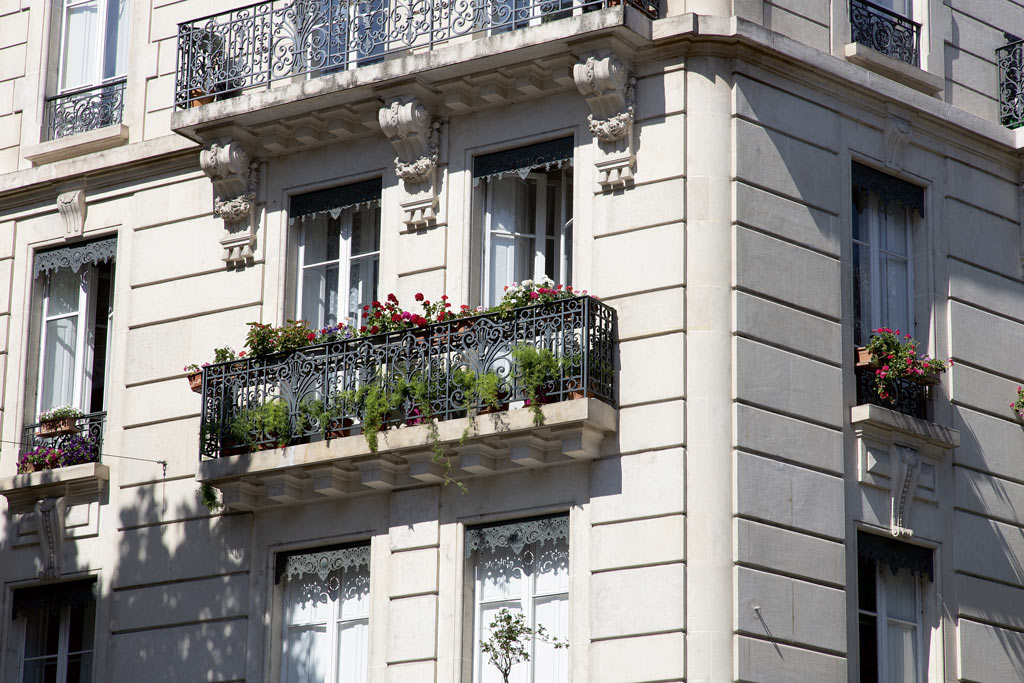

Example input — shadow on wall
[111,482,252,682]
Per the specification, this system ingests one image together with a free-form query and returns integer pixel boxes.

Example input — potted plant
[16,446,61,474]
[58,434,100,466]
[184,346,243,392]
[856,328,951,404]
[38,406,83,437]
[229,399,292,451]
[1009,386,1024,421]
[512,344,560,426]
[480,608,567,683]
[453,368,509,443]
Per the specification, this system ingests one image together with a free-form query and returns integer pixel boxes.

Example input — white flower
[521,279,534,288]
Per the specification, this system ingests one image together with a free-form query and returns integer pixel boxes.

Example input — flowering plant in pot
[859,328,950,404]
[17,446,61,473]
[37,405,83,436]
[185,346,242,392]
[1010,386,1024,421]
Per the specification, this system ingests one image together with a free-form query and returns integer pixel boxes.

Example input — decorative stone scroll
[34,497,65,580]
[574,50,636,191]
[280,545,370,583]
[56,189,86,240]
[883,113,912,172]
[465,515,569,558]
[379,95,441,229]
[200,139,260,267]
[889,445,920,537]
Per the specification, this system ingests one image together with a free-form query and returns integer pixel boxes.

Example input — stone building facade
[2,0,1024,681]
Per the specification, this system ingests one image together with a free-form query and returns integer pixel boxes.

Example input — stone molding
[56,189,86,240]
[34,497,66,580]
[200,139,260,267]
[574,50,636,190]
[883,111,913,172]
[851,404,957,538]
[378,95,441,229]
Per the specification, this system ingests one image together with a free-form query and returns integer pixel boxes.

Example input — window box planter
[38,417,80,437]
[854,347,940,386]
[187,371,203,393]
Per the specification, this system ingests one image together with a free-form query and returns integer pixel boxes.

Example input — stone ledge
[23,125,130,166]
[0,463,110,512]
[851,403,959,450]
[198,397,617,511]
[843,43,944,96]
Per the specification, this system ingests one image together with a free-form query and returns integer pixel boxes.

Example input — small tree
[480,608,567,683]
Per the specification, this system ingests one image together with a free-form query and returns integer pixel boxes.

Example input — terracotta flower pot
[39,417,79,437]
[187,371,203,393]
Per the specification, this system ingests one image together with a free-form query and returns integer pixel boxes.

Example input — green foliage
[229,399,291,448]
[480,608,568,683]
[453,369,507,444]
[512,344,560,426]
[865,328,950,404]
[199,483,222,512]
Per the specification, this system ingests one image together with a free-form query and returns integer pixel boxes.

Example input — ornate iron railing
[21,412,106,461]
[199,296,616,459]
[855,368,927,420]
[998,39,1024,128]
[43,80,126,141]
[849,0,920,66]
[175,0,657,108]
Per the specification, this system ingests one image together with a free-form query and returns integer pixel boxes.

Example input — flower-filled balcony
[195,292,617,510]
[853,330,948,421]
[174,0,656,109]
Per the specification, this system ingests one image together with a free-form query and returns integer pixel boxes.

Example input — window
[46,0,129,139]
[466,515,569,683]
[30,239,116,419]
[275,544,371,683]
[851,163,924,347]
[857,532,934,683]
[291,179,382,330]
[13,579,96,683]
[473,138,574,307]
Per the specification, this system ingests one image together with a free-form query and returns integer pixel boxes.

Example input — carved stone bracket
[889,445,920,537]
[883,109,913,172]
[379,95,441,229]
[56,189,86,240]
[574,50,636,191]
[200,139,260,267]
[34,496,66,580]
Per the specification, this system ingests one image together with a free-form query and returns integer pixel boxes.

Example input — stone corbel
[34,496,66,580]
[883,110,913,172]
[574,50,636,191]
[889,445,920,537]
[56,189,86,240]
[200,139,260,267]
[378,95,441,229]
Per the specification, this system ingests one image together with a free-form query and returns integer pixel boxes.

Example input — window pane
[478,547,526,603]
[478,602,525,683]
[350,207,380,256]
[532,595,568,683]
[21,658,59,683]
[302,216,338,266]
[858,615,879,683]
[348,258,376,327]
[68,600,96,653]
[24,609,61,658]
[47,268,82,318]
[882,204,909,257]
[858,557,877,612]
[66,652,93,683]
[41,316,79,411]
[880,254,910,336]
[853,242,872,346]
[886,622,918,683]
[62,2,99,90]
[283,625,328,683]
[336,619,368,683]
[883,568,918,623]
[102,0,129,79]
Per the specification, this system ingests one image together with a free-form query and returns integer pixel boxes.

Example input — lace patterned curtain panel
[465,515,569,558]
[33,237,117,278]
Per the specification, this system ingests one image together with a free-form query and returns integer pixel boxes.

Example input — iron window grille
[174,0,658,108]
[849,0,920,67]
[198,295,616,459]
[998,37,1024,129]
[43,79,126,141]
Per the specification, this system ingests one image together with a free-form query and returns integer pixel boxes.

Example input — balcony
[998,39,1024,129]
[175,0,656,109]
[854,367,928,420]
[43,81,126,141]
[195,296,617,509]
[849,0,920,67]
[21,411,106,465]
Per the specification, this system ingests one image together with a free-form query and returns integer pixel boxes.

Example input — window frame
[464,514,570,683]
[55,0,129,95]
[10,580,97,683]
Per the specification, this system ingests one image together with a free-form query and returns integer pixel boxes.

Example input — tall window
[851,163,924,346]
[473,138,574,306]
[57,0,128,94]
[13,580,96,683]
[31,239,116,418]
[276,544,371,683]
[292,180,382,330]
[467,515,569,683]
[858,532,933,683]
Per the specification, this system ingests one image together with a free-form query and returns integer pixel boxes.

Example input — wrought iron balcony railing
[998,39,1024,128]
[21,411,106,461]
[43,80,126,141]
[849,0,920,67]
[855,367,927,420]
[175,0,657,108]
[199,296,616,459]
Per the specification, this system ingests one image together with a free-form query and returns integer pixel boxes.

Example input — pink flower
[529,291,539,300]
[415,293,424,301]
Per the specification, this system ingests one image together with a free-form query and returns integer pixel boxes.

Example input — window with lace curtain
[466,515,570,683]
[275,543,371,683]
